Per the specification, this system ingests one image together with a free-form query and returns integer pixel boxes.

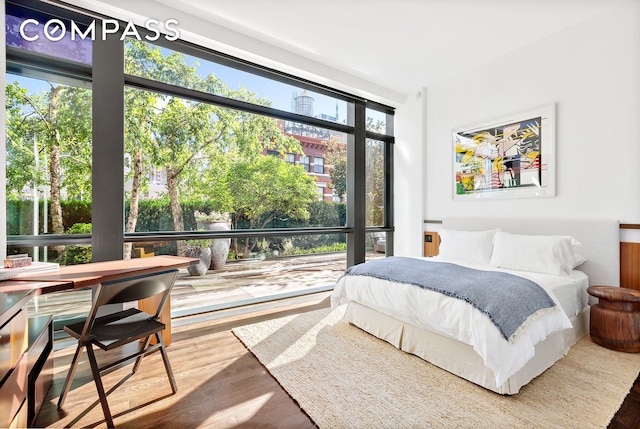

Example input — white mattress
[331,257,588,387]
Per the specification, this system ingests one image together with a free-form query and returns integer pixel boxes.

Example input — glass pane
[28,289,91,321]
[4,243,92,266]
[283,120,348,203]
[366,139,385,227]
[5,3,92,64]
[146,236,346,315]
[22,244,92,329]
[125,39,350,125]
[367,231,387,259]
[6,73,92,262]
[122,236,345,316]
[124,87,346,256]
[366,108,387,133]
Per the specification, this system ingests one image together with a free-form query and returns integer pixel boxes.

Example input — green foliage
[6,199,92,235]
[56,245,92,265]
[7,194,346,237]
[324,137,347,202]
[6,198,35,235]
[5,82,42,198]
[186,237,212,249]
[128,198,175,232]
[6,75,92,238]
[55,88,92,199]
[287,242,347,255]
[5,80,92,199]
[61,201,92,230]
[122,39,306,244]
[65,222,92,234]
[366,139,385,226]
[56,222,92,266]
[308,200,343,227]
[228,156,317,229]
[6,39,379,259]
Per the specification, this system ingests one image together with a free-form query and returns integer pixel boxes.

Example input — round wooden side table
[587,286,640,352]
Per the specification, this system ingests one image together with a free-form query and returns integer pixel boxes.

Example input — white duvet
[331,257,588,387]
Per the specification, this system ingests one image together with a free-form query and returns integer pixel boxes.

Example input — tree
[124,40,228,255]
[5,79,92,236]
[364,118,386,226]
[123,86,157,258]
[7,40,321,261]
[6,82,42,199]
[123,40,305,256]
[323,117,386,206]
[324,137,347,202]
[228,155,317,256]
[366,139,385,226]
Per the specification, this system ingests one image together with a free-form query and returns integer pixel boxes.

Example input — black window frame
[5,0,395,270]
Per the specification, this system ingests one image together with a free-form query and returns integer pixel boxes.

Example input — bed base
[343,302,589,395]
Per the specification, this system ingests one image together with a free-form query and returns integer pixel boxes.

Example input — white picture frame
[452,104,556,200]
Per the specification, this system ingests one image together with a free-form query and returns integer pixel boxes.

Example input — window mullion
[346,101,367,267]
[91,32,124,262]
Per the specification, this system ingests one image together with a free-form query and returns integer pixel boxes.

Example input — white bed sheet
[331,257,587,387]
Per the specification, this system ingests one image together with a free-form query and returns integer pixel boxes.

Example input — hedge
[7,198,346,235]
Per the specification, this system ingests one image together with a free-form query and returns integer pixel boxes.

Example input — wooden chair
[57,269,179,427]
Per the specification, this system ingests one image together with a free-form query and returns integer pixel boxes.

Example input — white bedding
[331,257,588,387]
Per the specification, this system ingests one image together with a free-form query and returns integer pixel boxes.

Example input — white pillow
[490,231,585,276]
[438,229,497,265]
[570,240,586,269]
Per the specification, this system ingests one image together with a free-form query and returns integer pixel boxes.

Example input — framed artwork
[452,104,556,200]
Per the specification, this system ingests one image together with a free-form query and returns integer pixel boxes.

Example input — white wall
[393,89,425,256]
[424,1,640,224]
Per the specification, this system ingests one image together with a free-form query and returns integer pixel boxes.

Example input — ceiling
[155,0,629,96]
[68,0,631,102]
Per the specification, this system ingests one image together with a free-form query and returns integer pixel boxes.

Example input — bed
[331,217,620,394]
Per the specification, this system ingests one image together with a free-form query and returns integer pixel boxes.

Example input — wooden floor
[609,372,640,429]
[34,292,640,429]
[35,293,331,429]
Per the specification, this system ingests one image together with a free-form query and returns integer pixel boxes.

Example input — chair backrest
[93,269,179,317]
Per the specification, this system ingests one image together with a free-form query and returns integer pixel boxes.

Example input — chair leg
[86,345,115,428]
[57,343,84,409]
[132,336,152,374]
[156,333,178,394]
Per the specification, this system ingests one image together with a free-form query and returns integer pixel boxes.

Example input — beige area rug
[233,306,640,429]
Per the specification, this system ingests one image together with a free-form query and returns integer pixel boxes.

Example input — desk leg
[139,294,171,346]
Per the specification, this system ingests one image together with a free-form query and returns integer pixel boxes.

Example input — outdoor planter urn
[185,246,212,276]
[196,218,231,270]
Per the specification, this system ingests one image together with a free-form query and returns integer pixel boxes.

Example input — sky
[5,8,365,127]
[6,44,347,125]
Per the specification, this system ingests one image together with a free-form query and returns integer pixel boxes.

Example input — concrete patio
[170,252,349,316]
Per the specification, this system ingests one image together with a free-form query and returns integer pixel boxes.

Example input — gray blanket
[342,257,557,341]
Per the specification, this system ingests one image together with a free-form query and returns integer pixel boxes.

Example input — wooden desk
[0,257,195,427]
[18,255,195,289]
[0,281,71,428]
[17,255,197,345]
[0,280,73,297]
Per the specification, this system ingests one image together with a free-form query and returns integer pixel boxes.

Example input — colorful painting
[452,105,555,200]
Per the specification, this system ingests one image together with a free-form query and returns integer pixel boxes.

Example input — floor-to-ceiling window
[5,0,395,320]
[6,1,94,323]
